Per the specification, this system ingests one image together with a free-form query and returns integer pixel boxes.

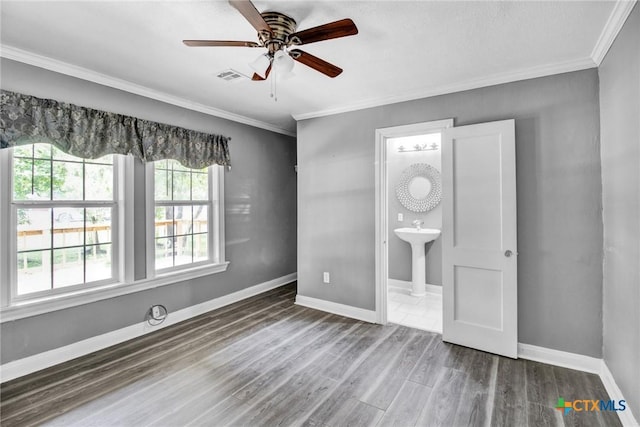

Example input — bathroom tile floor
[387,287,443,333]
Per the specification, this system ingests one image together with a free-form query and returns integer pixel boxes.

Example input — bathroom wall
[387,134,442,286]
[0,58,297,363]
[298,68,603,358]
[599,4,640,421]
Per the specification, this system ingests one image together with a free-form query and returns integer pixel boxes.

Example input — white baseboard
[295,295,376,323]
[0,273,297,383]
[518,343,638,426]
[388,279,442,295]
[517,343,602,374]
[600,362,640,427]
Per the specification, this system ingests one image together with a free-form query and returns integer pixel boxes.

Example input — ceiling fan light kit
[183,0,358,84]
[249,53,271,78]
[273,50,295,76]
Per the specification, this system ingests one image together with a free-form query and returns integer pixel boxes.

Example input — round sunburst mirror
[395,163,442,213]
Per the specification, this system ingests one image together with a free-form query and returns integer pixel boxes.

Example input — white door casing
[442,119,518,358]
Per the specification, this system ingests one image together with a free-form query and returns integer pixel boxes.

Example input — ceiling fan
[183,0,358,80]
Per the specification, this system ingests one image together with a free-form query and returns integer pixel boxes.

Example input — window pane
[17,250,52,295]
[172,161,189,171]
[194,233,208,262]
[85,164,113,201]
[155,207,174,238]
[53,248,84,288]
[33,144,52,160]
[13,158,34,201]
[53,161,83,200]
[33,159,52,200]
[154,168,171,201]
[86,208,112,246]
[192,172,208,200]
[86,207,112,226]
[53,207,85,235]
[174,235,193,266]
[155,237,175,269]
[86,244,112,282]
[53,208,84,248]
[17,208,52,251]
[52,148,77,162]
[172,171,191,200]
[193,206,208,233]
[174,206,192,237]
[13,145,33,158]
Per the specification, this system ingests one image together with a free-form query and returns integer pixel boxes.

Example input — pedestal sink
[394,227,441,296]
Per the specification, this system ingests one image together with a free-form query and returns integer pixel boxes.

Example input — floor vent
[216,69,249,82]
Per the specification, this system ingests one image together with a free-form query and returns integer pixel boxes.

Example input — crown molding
[0,44,296,137]
[293,57,596,121]
[591,0,637,66]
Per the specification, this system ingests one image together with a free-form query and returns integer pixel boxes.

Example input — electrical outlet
[398,213,404,221]
[152,305,161,319]
[323,272,330,284]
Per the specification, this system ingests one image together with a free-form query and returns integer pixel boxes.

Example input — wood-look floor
[0,283,622,427]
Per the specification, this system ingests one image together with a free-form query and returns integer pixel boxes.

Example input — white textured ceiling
[0,1,620,135]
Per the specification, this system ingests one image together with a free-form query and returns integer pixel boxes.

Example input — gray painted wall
[298,69,603,357]
[387,135,442,285]
[0,59,297,363]
[599,4,640,421]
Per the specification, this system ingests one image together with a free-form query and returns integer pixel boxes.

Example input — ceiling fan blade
[289,49,342,78]
[183,40,261,47]
[288,19,358,46]
[228,0,273,36]
[251,64,272,81]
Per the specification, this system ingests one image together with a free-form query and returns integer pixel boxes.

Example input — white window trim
[0,149,11,308]
[0,149,229,322]
[145,161,226,280]
[118,155,136,285]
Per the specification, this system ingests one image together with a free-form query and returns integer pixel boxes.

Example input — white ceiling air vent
[216,69,249,82]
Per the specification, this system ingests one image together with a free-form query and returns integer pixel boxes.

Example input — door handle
[505,250,514,257]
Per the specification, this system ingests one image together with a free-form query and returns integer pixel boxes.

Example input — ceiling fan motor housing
[259,12,297,53]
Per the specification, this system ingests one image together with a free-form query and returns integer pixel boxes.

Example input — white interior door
[442,119,517,358]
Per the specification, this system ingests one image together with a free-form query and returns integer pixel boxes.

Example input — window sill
[0,261,229,323]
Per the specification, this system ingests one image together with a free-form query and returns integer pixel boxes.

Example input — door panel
[454,266,503,330]
[442,119,517,358]
[453,135,503,250]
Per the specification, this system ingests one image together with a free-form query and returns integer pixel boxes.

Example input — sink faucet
[412,220,424,230]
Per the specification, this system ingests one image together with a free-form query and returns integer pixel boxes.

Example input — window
[8,144,119,299]
[0,144,226,314]
[147,160,224,275]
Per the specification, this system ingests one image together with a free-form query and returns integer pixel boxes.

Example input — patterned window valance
[0,90,231,169]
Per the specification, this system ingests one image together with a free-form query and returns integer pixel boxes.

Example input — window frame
[144,160,225,280]
[5,146,125,303]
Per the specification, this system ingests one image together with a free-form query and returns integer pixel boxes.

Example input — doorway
[376,118,519,358]
[375,119,453,332]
